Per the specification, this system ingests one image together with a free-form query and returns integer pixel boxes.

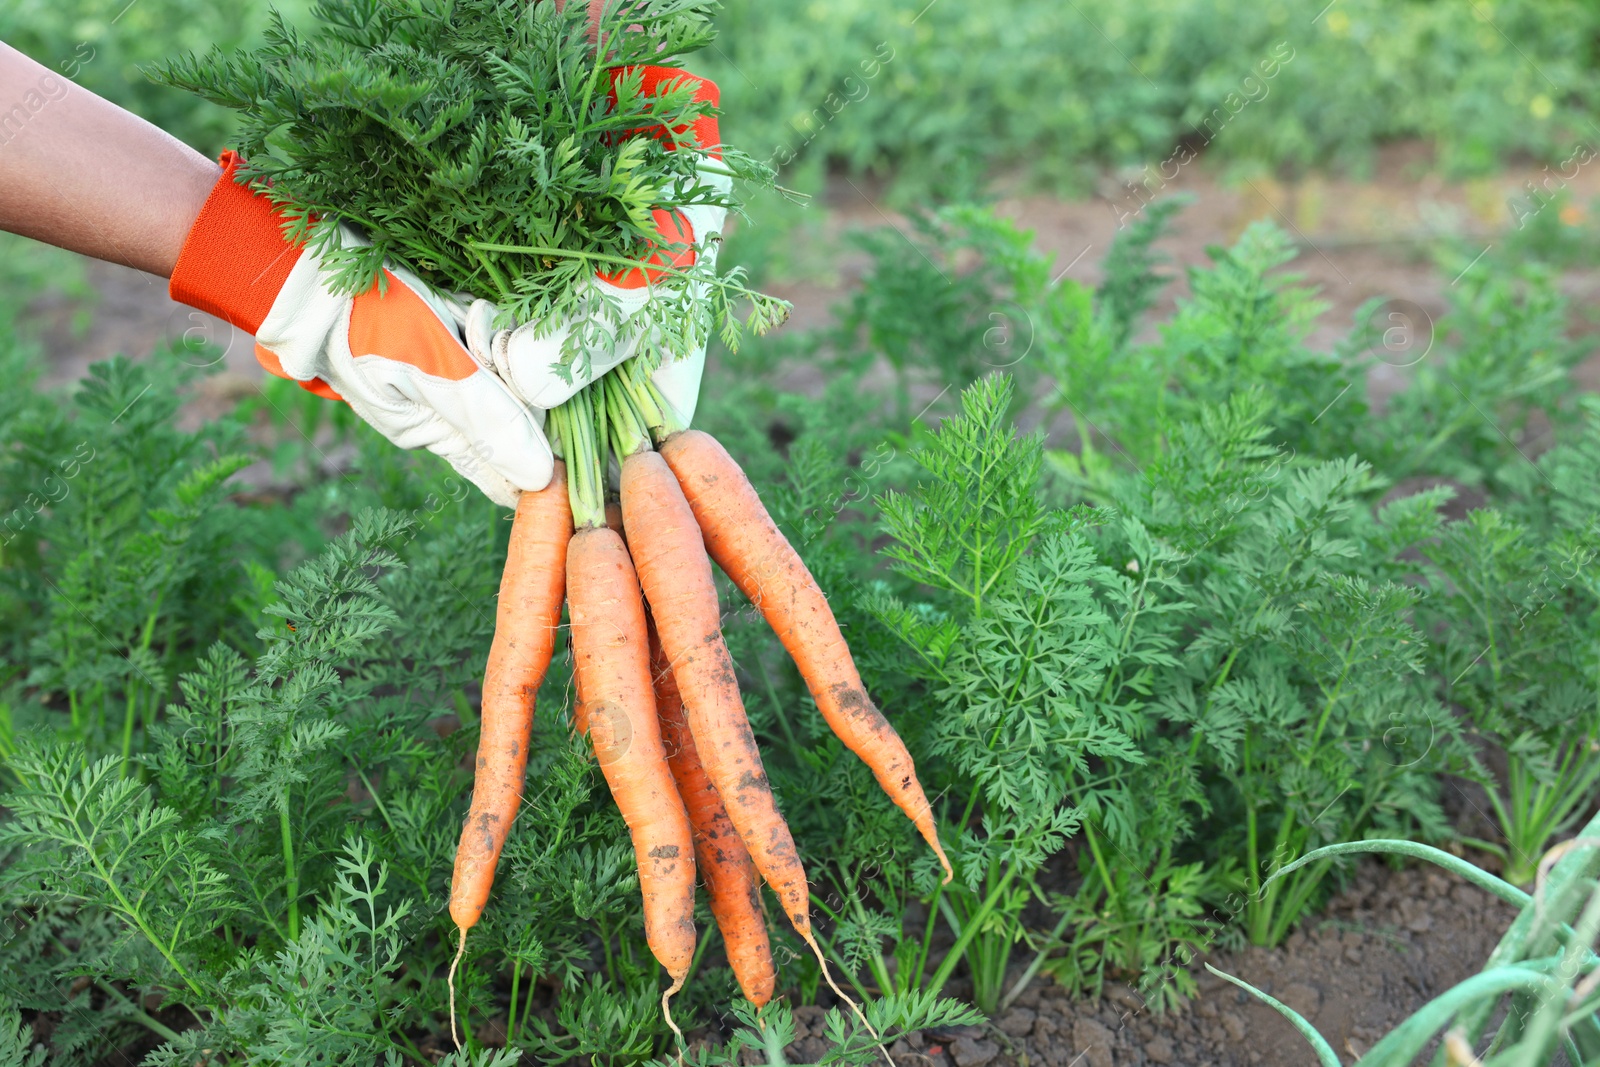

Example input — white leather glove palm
[253,225,552,507]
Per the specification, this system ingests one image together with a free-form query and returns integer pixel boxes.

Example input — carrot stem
[516,963,537,1043]
[681,921,717,994]
[592,380,610,490]
[556,393,606,530]
[120,684,139,774]
[605,371,652,458]
[506,956,521,1043]
[758,1011,791,1064]
[619,358,680,438]
[753,652,802,756]
[279,799,300,941]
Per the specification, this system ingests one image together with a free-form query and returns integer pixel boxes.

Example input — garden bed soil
[69,850,1531,1066]
[774,858,1518,1067]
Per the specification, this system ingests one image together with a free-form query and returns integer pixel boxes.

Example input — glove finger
[343,353,555,495]
[438,292,474,333]
[335,369,522,505]
[652,344,706,428]
[435,378,554,494]
[434,435,523,508]
[497,320,578,408]
[499,314,635,410]
[464,299,501,370]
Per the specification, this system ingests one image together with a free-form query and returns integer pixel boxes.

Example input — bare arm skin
[0,41,219,278]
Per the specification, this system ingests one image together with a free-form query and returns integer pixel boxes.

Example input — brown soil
[775,860,1519,1067]
[751,141,1600,410]
[26,258,265,427]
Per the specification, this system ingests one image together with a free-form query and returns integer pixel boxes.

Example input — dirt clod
[950,1035,1000,1066]
[1070,1018,1117,1067]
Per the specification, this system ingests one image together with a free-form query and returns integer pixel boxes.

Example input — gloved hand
[466,66,726,431]
[167,67,725,505]
[168,151,551,507]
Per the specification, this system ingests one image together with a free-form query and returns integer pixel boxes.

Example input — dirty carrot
[618,440,877,1034]
[569,525,698,1029]
[447,463,572,1045]
[562,396,698,1031]
[659,428,952,882]
[619,449,809,925]
[649,614,776,1007]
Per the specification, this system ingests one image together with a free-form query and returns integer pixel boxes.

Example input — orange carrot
[576,499,624,735]
[447,464,572,1043]
[649,615,776,1007]
[620,451,815,934]
[659,430,951,881]
[567,523,698,1011]
[606,383,874,1048]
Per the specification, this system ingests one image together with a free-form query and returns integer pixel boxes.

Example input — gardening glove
[168,151,551,507]
[466,66,726,430]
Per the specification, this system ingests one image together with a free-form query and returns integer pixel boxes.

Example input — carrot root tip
[802,930,886,1053]
[447,926,468,1050]
[661,973,688,1059]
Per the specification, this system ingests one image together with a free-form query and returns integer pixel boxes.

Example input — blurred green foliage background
[4,0,1596,193]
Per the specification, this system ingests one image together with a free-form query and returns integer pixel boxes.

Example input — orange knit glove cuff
[168,151,303,336]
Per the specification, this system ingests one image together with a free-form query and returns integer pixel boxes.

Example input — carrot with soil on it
[649,613,776,1007]
[558,392,699,1039]
[446,462,572,1046]
[619,360,951,883]
[612,432,775,1006]
[604,376,872,1033]
[609,384,808,933]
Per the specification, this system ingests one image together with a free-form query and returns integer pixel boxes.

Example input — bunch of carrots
[447,351,951,1038]
[161,0,950,1038]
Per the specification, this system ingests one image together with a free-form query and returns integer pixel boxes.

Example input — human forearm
[0,41,219,277]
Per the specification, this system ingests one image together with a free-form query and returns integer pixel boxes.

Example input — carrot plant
[1106,396,1474,949]
[864,377,1120,1016]
[705,203,1588,1016]
[819,206,1048,426]
[1419,404,1600,886]
[0,352,278,764]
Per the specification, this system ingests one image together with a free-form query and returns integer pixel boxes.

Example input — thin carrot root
[661,972,687,1060]
[447,926,466,1050]
[800,930,891,1063]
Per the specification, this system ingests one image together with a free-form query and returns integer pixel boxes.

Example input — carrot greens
[154,0,790,380]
